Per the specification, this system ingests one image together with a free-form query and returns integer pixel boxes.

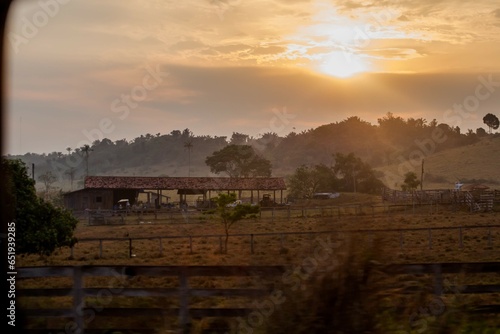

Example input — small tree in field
[401,171,420,191]
[211,193,259,254]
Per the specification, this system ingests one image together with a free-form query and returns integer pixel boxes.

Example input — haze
[5,0,500,155]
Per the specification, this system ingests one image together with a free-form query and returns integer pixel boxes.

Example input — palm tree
[80,144,93,177]
[65,167,77,191]
[184,140,193,177]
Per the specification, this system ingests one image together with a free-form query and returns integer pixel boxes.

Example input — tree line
[5,112,499,195]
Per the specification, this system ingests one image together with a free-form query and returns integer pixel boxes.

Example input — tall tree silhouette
[483,113,499,134]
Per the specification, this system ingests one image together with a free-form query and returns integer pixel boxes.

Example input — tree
[79,144,93,177]
[2,159,77,256]
[401,172,421,191]
[483,113,499,134]
[64,167,77,191]
[333,153,383,194]
[38,170,57,198]
[476,127,487,137]
[184,140,193,177]
[287,164,337,199]
[205,145,272,178]
[210,193,259,253]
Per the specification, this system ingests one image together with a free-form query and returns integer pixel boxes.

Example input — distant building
[63,175,287,211]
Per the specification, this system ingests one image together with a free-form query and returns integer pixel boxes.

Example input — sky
[4,0,500,155]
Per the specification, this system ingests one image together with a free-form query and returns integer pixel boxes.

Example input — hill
[4,113,499,192]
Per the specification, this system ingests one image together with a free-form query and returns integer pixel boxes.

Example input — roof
[84,176,287,191]
[460,183,490,191]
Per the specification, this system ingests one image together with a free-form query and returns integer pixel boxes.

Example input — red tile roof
[84,176,286,190]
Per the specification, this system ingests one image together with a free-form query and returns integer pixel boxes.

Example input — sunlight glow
[318,51,371,78]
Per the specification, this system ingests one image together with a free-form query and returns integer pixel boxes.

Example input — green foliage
[210,193,260,253]
[287,164,337,199]
[2,158,78,256]
[333,152,384,193]
[205,144,272,178]
[401,171,421,191]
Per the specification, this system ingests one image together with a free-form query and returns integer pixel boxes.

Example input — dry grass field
[376,136,500,190]
[17,196,500,333]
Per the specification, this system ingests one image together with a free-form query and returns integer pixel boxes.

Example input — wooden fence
[70,224,500,259]
[83,201,468,225]
[17,262,500,333]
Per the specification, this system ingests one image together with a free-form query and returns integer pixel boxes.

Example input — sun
[318,51,371,78]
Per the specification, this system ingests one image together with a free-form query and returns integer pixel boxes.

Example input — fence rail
[82,200,477,225]
[70,224,500,259]
[17,262,500,333]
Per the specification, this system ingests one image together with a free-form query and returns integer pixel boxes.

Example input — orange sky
[5,0,500,154]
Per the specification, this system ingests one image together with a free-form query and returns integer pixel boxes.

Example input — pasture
[17,198,500,333]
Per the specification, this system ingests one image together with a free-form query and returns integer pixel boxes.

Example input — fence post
[459,227,463,248]
[250,234,254,254]
[129,238,133,258]
[99,240,103,258]
[178,268,191,333]
[272,208,275,222]
[433,264,443,296]
[428,229,432,249]
[72,266,85,333]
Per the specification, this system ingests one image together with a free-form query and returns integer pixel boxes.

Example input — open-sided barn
[63,176,287,211]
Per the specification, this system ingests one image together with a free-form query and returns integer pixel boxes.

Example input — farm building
[63,176,287,211]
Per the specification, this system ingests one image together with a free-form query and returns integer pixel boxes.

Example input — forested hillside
[6,113,499,192]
